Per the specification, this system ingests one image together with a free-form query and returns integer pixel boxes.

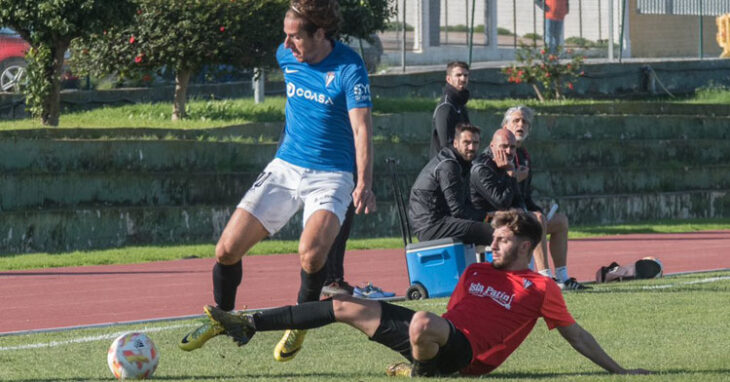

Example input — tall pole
[465,0,469,45]
[598,0,602,41]
[579,0,583,39]
[533,0,537,47]
[401,0,406,72]
[253,68,265,104]
[699,0,704,59]
[468,0,476,65]
[619,0,626,62]
[445,0,449,44]
[608,0,614,60]
[513,0,518,48]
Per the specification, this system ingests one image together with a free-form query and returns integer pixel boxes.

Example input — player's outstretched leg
[205,305,256,346]
[179,307,225,351]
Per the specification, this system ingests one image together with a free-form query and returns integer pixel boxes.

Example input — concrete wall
[1,105,729,254]
[628,0,722,58]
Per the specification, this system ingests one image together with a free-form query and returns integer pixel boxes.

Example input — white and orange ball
[107,332,159,380]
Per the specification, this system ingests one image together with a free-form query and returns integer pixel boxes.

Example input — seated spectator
[409,123,492,246]
[471,107,588,290]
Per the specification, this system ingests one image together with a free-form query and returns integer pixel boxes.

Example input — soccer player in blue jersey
[179,0,377,361]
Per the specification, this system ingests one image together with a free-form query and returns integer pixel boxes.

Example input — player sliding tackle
[204,210,651,377]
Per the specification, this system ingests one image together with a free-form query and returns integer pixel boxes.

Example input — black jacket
[514,146,543,213]
[429,84,470,158]
[409,146,478,233]
[470,148,525,212]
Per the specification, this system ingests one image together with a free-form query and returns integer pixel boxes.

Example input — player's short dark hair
[446,61,469,75]
[491,209,543,252]
[287,0,342,39]
[455,122,480,138]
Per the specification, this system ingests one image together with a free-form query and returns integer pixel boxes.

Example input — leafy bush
[523,32,542,40]
[498,27,513,36]
[502,43,585,101]
[565,36,593,48]
[384,21,414,31]
[439,24,486,33]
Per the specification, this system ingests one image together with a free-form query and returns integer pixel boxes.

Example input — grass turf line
[0,271,727,381]
[1,218,728,271]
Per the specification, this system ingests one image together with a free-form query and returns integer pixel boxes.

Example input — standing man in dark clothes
[429,61,471,158]
[410,123,492,246]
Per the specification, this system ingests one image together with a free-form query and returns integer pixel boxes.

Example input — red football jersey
[442,262,575,375]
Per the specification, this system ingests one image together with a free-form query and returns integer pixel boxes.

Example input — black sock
[212,261,242,311]
[252,300,335,331]
[411,360,440,377]
[297,267,327,303]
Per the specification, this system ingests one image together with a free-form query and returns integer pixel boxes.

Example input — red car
[0,28,30,92]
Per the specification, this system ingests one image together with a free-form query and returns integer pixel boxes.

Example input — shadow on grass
[10,367,730,381]
[487,367,730,379]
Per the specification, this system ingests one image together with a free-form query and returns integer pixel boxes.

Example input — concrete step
[4,164,730,211]
[1,138,724,174]
[2,189,727,254]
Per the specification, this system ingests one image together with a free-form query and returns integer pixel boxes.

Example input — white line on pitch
[0,323,197,352]
[641,276,730,290]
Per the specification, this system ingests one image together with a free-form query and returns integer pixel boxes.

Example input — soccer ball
[107,332,159,380]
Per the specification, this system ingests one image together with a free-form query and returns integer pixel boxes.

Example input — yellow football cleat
[386,362,413,377]
[178,309,225,351]
[273,329,307,362]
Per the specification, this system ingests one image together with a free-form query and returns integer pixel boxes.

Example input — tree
[339,0,396,42]
[71,0,287,121]
[0,0,136,126]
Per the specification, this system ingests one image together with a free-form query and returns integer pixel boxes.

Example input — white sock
[538,269,553,278]
[555,266,569,282]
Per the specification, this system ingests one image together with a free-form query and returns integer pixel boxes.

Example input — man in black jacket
[429,61,471,158]
[470,129,523,213]
[472,106,587,290]
[409,123,492,245]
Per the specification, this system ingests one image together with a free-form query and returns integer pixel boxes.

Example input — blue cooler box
[405,238,477,298]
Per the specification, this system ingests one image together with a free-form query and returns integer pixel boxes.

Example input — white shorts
[237,158,354,235]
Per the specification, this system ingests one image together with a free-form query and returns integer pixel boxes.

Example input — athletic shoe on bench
[558,277,591,290]
[354,283,396,299]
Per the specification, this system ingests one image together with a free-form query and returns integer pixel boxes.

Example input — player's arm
[349,106,376,214]
[556,323,651,375]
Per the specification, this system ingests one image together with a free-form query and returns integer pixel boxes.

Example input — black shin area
[252,300,335,331]
[369,301,416,362]
[297,267,327,303]
[212,261,242,311]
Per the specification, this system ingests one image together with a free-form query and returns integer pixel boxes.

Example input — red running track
[2,231,729,335]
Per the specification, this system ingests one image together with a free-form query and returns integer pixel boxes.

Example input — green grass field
[2,87,730,130]
[0,270,727,381]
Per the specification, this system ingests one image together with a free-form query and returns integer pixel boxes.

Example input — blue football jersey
[275,41,372,172]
